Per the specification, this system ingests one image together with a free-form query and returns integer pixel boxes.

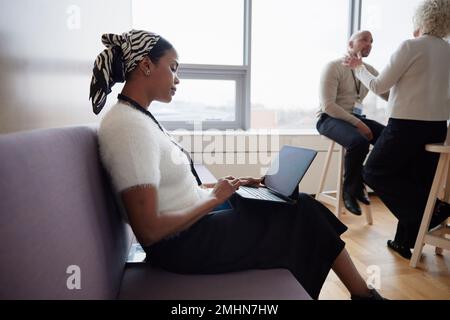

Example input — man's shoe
[351,288,388,300]
[387,240,412,259]
[355,192,371,205]
[435,199,450,214]
[343,192,362,216]
[420,199,450,230]
[430,208,450,229]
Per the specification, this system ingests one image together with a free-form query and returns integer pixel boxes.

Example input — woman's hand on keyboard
[238,177,263,188]
[211,177,242,204]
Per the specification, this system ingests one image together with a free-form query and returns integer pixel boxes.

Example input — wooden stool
[315,139,373,225]
[410,143,450,268]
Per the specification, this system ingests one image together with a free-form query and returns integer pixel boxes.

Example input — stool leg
[410,153,448,267]
[438,163,449,199]
[336,145,344,218]
[435,157,450,255]
[362,203,373,225]
[316,141,335,200]
[444,159,450,204]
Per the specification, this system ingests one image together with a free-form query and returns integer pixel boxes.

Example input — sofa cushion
[119,264,311,300]
[0,126,132,299]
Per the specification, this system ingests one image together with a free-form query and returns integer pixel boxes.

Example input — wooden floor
[319,196,450,300]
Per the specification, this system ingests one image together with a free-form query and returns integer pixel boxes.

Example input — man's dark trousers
[316,113,385,197]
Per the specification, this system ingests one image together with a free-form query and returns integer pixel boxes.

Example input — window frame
[350,0,363,35]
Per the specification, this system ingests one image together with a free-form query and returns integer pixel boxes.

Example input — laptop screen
[264,146,317,197]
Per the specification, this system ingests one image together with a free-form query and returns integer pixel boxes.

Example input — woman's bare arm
[121,178,241,247]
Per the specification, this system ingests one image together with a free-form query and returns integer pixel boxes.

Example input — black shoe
[387,240,412,260]
[355,191,371,205]
[430,208,450,229]
[351,288,388,300]
[435,199,450,213]
[343,192,362,216]
[432,199,450,226]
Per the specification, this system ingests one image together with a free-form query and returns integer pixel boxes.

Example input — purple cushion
[119,264,311,300]
[0,126,132,299]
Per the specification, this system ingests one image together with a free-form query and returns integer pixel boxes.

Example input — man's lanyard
[351,70,361,100]
[117,93,202,186]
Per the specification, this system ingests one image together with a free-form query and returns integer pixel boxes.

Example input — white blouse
[355,35,450,121]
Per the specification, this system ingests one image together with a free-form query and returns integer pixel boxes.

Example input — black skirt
[144,193,347,299]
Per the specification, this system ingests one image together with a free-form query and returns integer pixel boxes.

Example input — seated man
[316,30,389,216]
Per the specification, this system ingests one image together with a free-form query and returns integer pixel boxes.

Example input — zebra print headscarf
[89,30,161,115]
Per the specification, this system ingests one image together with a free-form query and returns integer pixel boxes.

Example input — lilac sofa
[0,126,311,300]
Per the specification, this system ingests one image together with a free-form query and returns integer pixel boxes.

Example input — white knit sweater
[98,102,210,213]
[319,59,382,126]
[355,35,450,121]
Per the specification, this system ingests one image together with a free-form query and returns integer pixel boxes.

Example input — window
[251,0,350,130]
[131,0,427,131]
[132,0,244,65]
[151,79,236,122]
[132,0,249,130]
[360,0,424,125]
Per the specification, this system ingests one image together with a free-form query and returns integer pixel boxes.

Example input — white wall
[0,0,132,134]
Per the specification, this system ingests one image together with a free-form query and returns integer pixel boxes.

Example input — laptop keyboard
[239,186,285,202]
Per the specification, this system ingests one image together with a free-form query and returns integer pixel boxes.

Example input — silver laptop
[235,145,317,204]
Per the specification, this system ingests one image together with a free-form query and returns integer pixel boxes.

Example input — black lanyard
[350,70,361,99]
[117,94,202,186]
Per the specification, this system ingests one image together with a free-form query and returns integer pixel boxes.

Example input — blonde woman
[344,0,450,259]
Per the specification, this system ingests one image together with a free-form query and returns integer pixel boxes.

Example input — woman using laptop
[91,29,386,300]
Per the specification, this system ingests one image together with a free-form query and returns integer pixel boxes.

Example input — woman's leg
[332,248,371,297]
[305,197,379,298]
[363,120,447,249]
